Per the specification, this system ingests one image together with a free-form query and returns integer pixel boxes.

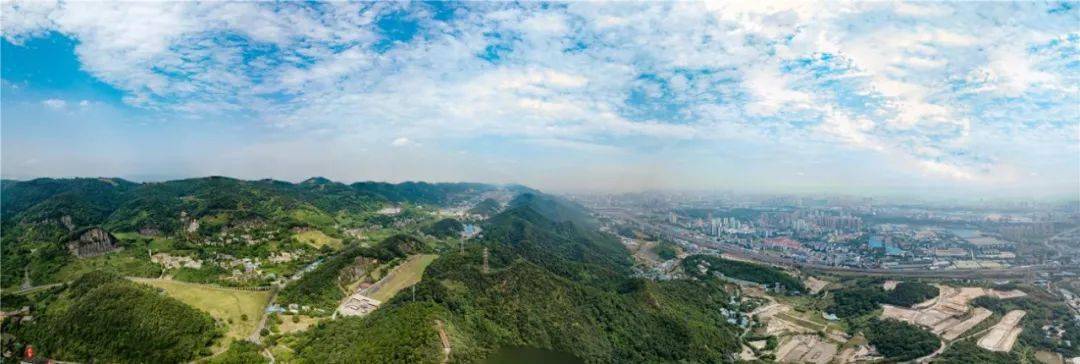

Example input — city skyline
[2,2,1078,197]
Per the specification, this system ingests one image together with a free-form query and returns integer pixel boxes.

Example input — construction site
[978,310,1027,352]
[882,286,1022,329]
[879,285,1028,351]
[749,296,854,364]
[775,334,837,364]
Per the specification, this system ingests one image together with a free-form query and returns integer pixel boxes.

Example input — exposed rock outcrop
[67,227,119,258]
[60,215,75,232]
[180,211,200,234]
[339,256,379,285]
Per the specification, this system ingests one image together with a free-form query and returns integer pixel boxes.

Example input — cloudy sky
[1,1,1077,197]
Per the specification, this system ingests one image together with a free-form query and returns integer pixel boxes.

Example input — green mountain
[0,177,502,288]
[292,195,742,363]
[5,271,219,363]
[468,198,501,217]
[424,218,465,238]
[506,192,597,227]
[2,177,746,363]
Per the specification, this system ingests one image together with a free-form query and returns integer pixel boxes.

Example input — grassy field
[52,249,161,283]
[114,232,177,253]
[278,314,320,334]
[130,278,271,343]
[367,254,438,302]
[356,228,403,245]
[293,230,342,249]
[776,312,828,332]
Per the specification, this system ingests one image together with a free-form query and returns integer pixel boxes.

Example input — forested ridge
[278,234,428,309]
[292,196,744,363]
[4,271,219,363]
[3,179,768,363]
[681,254,806,293]
[1,177,516,288]
[861,319,940,361]
[827,280,939,318]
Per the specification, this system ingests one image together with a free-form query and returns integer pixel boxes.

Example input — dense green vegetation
[294,302,445,363]
[277,234,427,310]
[208,341,268,364]
[933,340,1019,363]
[424,218,464,238]
[482,202,632,288]
[829,286,886,318]
[3,178,784,363]
[863,319,940,361]
[681,254,805,293]
[1,177,501,289]
[972,296,1080,356]
[174,265,230,284]
[887,282,940,307]
[290,197,743,363]
[827,280,939,318]
[506,193,596,228]
[469,198,501,217]
[0,292,31,311]
[5,271,218,363]
[651,240,678,260]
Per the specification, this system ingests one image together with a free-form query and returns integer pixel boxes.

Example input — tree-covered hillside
[4,271,219,363]
[0,177,501,289]
[827,280,939,318]
[278,234,429,310]
[424,218,464,238]
[1,178,749,363]
[681,254,806,293]
[468,198,502,217]
[291,197,743,363]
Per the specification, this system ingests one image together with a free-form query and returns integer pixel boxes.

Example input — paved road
[10,282,67,294]
[248,288,279,344]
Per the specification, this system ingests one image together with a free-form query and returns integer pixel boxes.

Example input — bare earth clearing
[978,310,1027,352]
[881,285,1026,342]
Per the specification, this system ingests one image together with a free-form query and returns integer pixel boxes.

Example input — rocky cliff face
[67,228,119,258]
[60,215,75,232]
[339,256,379,286]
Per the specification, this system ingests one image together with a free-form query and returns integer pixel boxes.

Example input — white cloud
[391,137,415,147]
[743,64,815,116]
[2,1,1076,189]
[0,0,59,44]
[41,98,67,110]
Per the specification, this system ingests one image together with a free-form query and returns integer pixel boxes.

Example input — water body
[482,347,584,364]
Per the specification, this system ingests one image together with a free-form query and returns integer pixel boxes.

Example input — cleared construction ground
[750,298,848,364]
[776,334,837,364]
[978,310,1027,352]
[337,254,439,317]
[880,285,1026,342]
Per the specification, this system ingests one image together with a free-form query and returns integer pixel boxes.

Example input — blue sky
[1,1,1077,197]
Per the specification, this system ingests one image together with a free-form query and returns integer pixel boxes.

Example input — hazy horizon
[2,173,1078,204]
[3,2,1078,198]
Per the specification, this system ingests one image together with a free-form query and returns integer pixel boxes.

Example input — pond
[482,346,584,364]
